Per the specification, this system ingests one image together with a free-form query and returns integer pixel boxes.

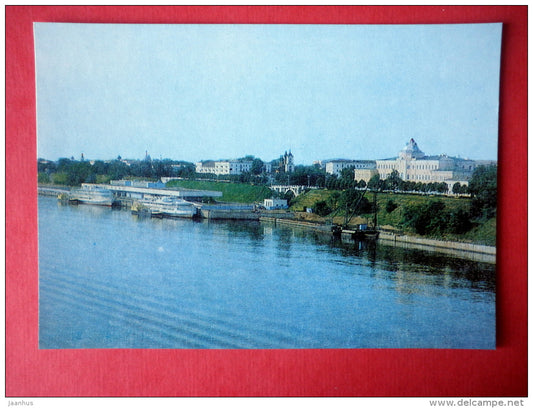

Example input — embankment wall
[201,209,260,220]
[378,232,496,264]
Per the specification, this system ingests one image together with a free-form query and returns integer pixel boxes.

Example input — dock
[37,186,71,197]
[39,183,222,203]
[102,184,223,202]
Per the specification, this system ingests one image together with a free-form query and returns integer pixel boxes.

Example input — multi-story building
[324,159,376,177]
[195,159,253,176]
[373,138,493,192]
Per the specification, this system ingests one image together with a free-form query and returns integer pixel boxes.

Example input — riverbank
[38,186,496,263]
[378,231,495,264]
[290,189,497,247]
[260,215,496,264]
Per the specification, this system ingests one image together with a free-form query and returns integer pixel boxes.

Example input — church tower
[283,150,294,173]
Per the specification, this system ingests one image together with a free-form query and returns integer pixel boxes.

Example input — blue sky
[34,23,502,164]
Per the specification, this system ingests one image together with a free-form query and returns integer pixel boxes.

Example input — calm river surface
[38,196,496,349]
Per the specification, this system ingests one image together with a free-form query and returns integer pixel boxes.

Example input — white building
[263,198,288,210]
[196,160,253,176]
[374,138,489,192]
[325,159,376,176]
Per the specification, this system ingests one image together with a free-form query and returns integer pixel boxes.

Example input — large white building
[372,138,492,192]
[195,160,253,176]
[324,159,376,176]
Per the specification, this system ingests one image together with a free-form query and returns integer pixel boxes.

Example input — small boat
[134,197,198,218]
[67,184,114,206]
[131,201,151,217]
[331,225,380,241]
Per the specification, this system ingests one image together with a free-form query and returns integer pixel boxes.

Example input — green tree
[38,159,57,173]
[325,174,338,190]
[312,200,332,216]
[449,208,473,234]
[92,160,108,175]
[468,165,497,219]
[339,167,356,188]
[402,200,449,236]
[326,191,341,211]
[66,161,93,185]
[384,170,402,191]
[368,174,383,191]
[251,158,264,175]
[107,159,129,180]
[339,189,371,217]
[52,172,69,185]
[385,199,398,213]
[38,172,51,184]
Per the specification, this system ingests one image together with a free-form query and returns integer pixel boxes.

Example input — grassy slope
[166,180,272,203]
[289,189,335,211]
[164,182,496,245]
[291,189,496,246]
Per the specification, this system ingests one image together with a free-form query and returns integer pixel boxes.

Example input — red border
[6,6,527,397]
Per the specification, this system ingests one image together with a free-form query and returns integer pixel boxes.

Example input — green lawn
[289,189,337,211]
[166,179,272,203]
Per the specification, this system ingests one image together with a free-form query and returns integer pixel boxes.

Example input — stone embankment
[201,209,261,220]
[260,214,496,264]
[260,215,331,232]
[378,232,496,264]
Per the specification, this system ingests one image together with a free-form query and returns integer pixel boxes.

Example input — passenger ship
[132,197,198,218]
[67,184,114,206]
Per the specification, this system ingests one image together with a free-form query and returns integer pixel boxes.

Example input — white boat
[136,197,198,218]
[68,184,114,206]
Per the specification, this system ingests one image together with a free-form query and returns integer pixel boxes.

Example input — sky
[34,23,502,164]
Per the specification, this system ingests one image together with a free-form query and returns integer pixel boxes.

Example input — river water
[38,196,496,349]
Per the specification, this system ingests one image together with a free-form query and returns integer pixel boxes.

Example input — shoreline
[38,188,496,264]
[260,215,496,264]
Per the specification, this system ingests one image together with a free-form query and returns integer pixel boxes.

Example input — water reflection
[270,223,495,295]
[40,197,495,349]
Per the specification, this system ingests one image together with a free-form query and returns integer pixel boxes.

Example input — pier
[102,184,222,202]
[37,186,71,197]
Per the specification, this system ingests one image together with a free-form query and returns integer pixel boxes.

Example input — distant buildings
[196,151,294,176]
[316,139,495,193]
[323,159,376,177]
[373,138,495,191]
[190,140,495,194]
[195,159,253,176]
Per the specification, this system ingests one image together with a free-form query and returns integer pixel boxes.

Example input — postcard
[35,23,501,351]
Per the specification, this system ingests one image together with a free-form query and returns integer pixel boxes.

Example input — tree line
[38,157,196,185]
[38,156,497,228]
[387,165,497,238]
[309,165,497,238]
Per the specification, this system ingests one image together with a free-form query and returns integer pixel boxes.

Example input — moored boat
[67,184,114,206]
[134,197,199,218]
